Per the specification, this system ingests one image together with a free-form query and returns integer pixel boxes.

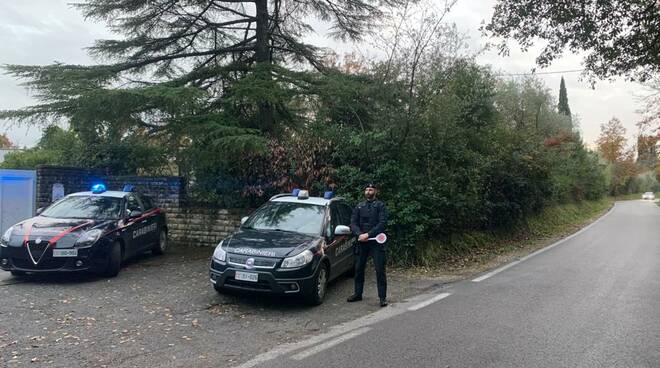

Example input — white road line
[233,326,363,368]
[234,302,407,368]
[407,293,451,311]
[471,202,616,282]
[291,327,372,361]
[471,261,521,282]
[235,289,450,368]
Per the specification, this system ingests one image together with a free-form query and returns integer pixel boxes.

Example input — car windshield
[243,202,325,236]
[40,195,122,220]
[644,192,653,195]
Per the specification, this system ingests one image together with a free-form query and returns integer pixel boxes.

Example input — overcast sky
[0,0,653,149]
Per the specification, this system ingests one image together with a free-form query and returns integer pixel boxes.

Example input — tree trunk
[255,0,274,133]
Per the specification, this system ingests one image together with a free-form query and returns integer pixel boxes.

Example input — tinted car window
[126,194,143,213]
[140,195,155,210]
[41,196,122,220]
[327,203,341,238]
[244,202,326,236]
[338,203,353,226]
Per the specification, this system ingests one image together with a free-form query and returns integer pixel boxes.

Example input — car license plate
[53,249,78,257]
[235,270,258,282]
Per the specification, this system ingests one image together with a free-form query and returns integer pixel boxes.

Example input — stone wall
[167,207,246,247]
[34,166,246,246]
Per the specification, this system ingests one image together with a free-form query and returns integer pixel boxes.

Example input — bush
[303,60,607,264]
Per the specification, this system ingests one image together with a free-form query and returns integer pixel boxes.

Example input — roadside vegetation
[1,0,658,266]
[413,197,613,270]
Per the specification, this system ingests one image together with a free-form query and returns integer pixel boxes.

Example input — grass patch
[612,192,650,201]
[412,197,613,272]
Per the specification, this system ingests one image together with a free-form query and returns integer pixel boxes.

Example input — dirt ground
[0,245,444,368]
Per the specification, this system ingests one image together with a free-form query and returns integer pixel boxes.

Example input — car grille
[27,240,49,252]
[26,241,51,264]
[227,254,278,269]
[225,278,272,291]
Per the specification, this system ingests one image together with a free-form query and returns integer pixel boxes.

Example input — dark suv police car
[209,190,355,305]
[0,184,167,277]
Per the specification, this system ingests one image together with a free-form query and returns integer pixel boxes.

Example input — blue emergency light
[91,184,107,194]
[123,184,134,192]
[292,188,300,196]
[323,191,334,199]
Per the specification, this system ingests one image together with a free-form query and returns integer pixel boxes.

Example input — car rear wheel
[304,263,328,306]
[103,241,122,278]
[152,230,167,255]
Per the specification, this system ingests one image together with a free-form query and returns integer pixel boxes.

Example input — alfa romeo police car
[0,184,168,277]
[210,190,356,305]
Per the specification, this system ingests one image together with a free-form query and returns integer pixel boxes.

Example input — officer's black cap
[364,183,377,189]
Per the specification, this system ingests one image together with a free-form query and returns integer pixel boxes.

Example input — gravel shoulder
[0,246,441,368]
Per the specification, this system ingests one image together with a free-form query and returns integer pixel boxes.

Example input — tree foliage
[595,117,644,195]
[1,125,167,174]
[638,79,660,135]
[0,133,14,149]
[486,0,660,82]
[306,56,606,263]
[1,126,81,169]
[597,117,627,163]
[1,0,405,177]
[557,77,571,118]
[636,134,658,168]
[1,1,612,264]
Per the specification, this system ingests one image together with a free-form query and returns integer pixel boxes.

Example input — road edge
[471,201,616,282]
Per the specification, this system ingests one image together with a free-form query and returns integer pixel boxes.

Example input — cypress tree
[558,76,572,118]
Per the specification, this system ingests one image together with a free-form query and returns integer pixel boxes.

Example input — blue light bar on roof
[292,188,300,196]
[324,191,334,199]
[91,184,107,194]
[123,184,134,192]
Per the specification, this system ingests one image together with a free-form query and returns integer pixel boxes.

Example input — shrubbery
[2,60,608,265]
[303,61,607,263]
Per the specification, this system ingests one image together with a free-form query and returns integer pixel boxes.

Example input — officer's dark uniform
[350,198,388,301]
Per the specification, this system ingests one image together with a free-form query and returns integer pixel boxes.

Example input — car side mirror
[334,225,352,236]
[128,210,143,219]
[36,207,44,215]
[241,216,249,226]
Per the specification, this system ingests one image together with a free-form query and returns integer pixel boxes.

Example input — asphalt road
[246,200,660,368]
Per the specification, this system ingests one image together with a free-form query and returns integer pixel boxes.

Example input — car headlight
[1,227,12,247]
[213,240,227,262]
[281,250,314,269]
[75,229,103,248]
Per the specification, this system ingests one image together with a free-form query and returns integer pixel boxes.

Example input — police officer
[347,183,389,307]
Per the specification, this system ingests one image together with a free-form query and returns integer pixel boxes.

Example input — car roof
[68,191,129,198]
[270,195,345,206]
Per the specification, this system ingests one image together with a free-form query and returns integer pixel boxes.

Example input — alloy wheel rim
[317,268,327,298]
[160,232,167,251]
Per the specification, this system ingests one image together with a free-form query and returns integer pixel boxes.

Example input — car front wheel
[152,230,167,255]
[304,263,328,306]
[103,241,122,278]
